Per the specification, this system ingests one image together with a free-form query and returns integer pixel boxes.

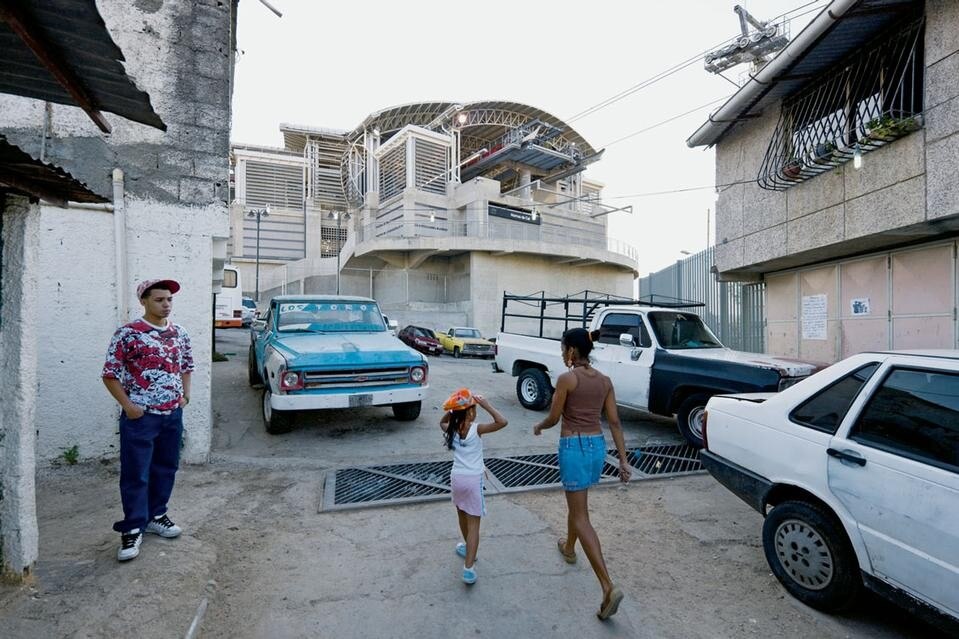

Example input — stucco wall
[0,198,41,578]
[0,0,232,465]
[34,201,223,464]
[713,1,959,278]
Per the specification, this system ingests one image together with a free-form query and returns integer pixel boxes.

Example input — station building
[230,101,638,337]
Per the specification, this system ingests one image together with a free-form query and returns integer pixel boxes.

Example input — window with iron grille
[757,16,924,191]
[320,226,347,258]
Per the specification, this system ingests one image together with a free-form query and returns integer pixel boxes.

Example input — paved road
[0,328,946,638]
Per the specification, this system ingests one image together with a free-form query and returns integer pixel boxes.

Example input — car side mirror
[619,333,636,347]
[251,319,266,332]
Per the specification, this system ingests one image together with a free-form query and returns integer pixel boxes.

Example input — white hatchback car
[701,351,958,631]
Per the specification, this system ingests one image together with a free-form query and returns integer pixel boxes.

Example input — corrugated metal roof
[0,0,165,131]
[689,0,922,147]
[0,134,108,204]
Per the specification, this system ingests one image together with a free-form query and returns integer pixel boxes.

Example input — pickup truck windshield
[648,312,723,349]
[454,329,482,338]
[276,302,385,333]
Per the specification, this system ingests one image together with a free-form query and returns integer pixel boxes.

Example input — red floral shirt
[102,319,195,414]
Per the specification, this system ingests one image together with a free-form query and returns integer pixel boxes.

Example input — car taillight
[409,365,427,384]
[494,344,498,356]
[702,410,709,450]
[280,371,303,391]
[233,309,243,318]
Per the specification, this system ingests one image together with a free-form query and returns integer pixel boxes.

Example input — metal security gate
[322,444,704,511]
[639,246,766,353]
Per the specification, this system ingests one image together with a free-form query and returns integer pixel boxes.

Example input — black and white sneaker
[117,529,143,561]
[145,514,182,538]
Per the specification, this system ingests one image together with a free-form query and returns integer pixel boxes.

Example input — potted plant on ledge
[863,114,922,141]
[782,157,803,179]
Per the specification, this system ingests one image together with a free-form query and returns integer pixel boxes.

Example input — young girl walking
[440,388,508,584]
[533,328,631,620]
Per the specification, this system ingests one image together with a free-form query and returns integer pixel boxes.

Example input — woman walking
[533,328,631,620]
[441,388,508,584]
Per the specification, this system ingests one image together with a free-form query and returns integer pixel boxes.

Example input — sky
[231,0,826,276]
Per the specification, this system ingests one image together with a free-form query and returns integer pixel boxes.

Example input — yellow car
[439,327,495,359]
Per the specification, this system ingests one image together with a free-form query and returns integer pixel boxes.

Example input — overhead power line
[599,95,732,148]
[566,0,829,124]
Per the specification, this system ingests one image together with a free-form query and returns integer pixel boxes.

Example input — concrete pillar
[0,196,40,582]
[519,168,532,200]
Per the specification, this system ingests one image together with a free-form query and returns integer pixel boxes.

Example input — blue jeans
[113,408,183,533]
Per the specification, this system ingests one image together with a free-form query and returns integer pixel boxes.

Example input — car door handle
[827,448,866,466]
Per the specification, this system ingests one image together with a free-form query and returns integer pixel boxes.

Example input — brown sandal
[597,586,624,620]
[557,538,577,564]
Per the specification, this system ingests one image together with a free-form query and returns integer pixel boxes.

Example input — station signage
[488,203,540,225]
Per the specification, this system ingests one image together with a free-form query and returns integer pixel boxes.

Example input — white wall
[34,199,226,464]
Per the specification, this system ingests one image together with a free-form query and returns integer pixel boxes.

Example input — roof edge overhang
[687,0,861,148]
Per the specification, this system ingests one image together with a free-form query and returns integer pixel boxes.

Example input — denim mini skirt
[558,433,606,491]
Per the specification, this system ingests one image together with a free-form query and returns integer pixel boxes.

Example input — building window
[320,226,347,258]
[757,16,924,191]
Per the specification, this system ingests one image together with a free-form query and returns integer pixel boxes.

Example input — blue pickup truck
[248,295,429,434]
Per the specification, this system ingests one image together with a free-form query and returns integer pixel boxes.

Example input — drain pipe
[112,168,128,323]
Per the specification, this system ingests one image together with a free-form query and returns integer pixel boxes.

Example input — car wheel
[262,387,294,434]
[392,401,421,421]
[676,393,711,448]
[762,500,861,612]
[247,345,262,387]
[453,347,461,358]
[516,368,552,410]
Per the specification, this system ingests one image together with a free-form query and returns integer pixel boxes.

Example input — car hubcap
[774,519,833,590]
[688,406,705,439]
[263,389,272,422]
[521,378,538,403]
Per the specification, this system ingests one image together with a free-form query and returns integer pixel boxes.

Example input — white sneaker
[145,514,182,538]
[117,529,142,561]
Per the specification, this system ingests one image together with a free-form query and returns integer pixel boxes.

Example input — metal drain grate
[331,467,450,507]
[324,443,704,511]
[485,457,561,488]
[627,443,702,476]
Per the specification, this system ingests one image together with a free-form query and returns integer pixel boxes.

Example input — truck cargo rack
[501,290,706,338]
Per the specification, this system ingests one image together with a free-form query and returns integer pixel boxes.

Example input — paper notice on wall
[850,298,871,316]
[801,294,828,340]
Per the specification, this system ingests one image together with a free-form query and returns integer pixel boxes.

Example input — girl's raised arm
[475,395,508,436]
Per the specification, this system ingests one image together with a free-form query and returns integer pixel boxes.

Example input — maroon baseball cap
[137,278,181,299]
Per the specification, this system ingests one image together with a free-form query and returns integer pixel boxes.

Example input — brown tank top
[562,367,610,434]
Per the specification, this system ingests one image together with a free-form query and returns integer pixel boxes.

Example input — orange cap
[443,388,475,411]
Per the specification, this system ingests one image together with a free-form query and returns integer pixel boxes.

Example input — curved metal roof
[282,100,597,155]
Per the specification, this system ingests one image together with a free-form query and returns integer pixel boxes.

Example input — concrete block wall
[713,1,959,278]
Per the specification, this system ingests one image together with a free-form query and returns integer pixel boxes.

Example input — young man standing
[102,279,194,561]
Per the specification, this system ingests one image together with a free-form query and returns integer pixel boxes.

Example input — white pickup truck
[494,292,817,447]
[701,350,959,631]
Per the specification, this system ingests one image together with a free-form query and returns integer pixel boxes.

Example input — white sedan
[701,350,959,631]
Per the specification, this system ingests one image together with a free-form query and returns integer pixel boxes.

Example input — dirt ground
[0,329,948,638]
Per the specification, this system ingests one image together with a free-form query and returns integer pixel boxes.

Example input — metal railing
[356,219,638,262]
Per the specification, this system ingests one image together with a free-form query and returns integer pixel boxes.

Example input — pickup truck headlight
[409,365,427,384]
[280,370,304,391]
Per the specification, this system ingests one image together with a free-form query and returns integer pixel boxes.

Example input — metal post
[254,215,261,301]
[335,214,341,295]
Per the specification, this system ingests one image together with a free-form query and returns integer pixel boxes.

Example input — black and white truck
[494,292,817,447]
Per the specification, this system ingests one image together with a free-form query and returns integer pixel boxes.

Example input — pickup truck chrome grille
[302,367,409,389]
[462,344,493,352]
